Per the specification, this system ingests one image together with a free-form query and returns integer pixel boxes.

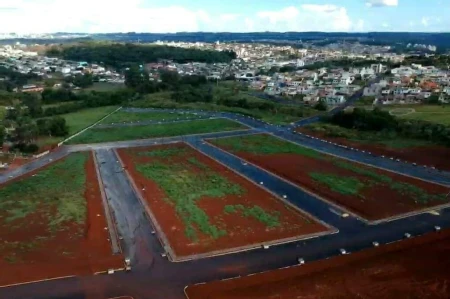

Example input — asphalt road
[1,89,450,299]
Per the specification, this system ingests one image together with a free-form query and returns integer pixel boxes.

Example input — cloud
[255,5,352,32]
[0,1,357,33]
[421,17,429,27]
[365,0,398,7]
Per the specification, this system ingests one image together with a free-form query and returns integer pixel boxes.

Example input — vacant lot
[399,105,450,125]
[360,104,450,125]
[101,110,203,124]
[67,118,246,144]
[186,230,450,299]
[0,152,122,286]
[300,123,450,171]
[211,134,450,221]
[62,106,118,135]
[117,144,329,260]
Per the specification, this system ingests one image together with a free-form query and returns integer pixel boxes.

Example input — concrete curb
[0,275,75,289]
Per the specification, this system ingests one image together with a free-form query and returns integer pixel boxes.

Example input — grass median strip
[67,118,246,144]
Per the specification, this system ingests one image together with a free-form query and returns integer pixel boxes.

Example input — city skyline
[0,0,448,34]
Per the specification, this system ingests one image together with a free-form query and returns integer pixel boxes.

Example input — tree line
[326,108,450,146]
[0,66,40,92]
[47,43,237,69]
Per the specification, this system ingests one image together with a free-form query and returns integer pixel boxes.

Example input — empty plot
[117,143,330,260]
[101,110,203,124]
[210,134,450,221]
[0,152,122,286]
[67,118,247,144]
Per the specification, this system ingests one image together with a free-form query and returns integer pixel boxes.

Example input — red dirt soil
[298,128,450,171]
[185,230,450,299]
[0,156,30,173]
[117,144,330,258]
[211,135,450,221]
[0,152,123,287]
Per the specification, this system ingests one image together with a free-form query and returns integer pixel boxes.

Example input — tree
[314,99,328,111]
[426,94,440,105]
[21,93,43,118]
[125,66,150,89]
[48,117,69,137]
[72,74,94,88]
[0,125,4,146]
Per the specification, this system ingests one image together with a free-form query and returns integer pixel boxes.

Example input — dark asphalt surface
[1,85,450,299]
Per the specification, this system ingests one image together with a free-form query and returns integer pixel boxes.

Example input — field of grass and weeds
[304,122,434,149]
[0,153,88,261]
[358,104,450,126]
[211,134,448,205]
[101,110,202,124]
[0,153,87,230]
[128,90,319,125]
[67,118,246,144]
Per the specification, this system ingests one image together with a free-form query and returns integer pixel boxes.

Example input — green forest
[47,43,237,68]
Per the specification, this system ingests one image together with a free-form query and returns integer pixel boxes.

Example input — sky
[0,0,448,34]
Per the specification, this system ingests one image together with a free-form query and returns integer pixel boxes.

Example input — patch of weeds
[213,134,324,160]
[135,151,245,241]
[309,172,365,196]
[223,205,281,228]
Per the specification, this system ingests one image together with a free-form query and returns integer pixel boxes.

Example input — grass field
[400,105,450,125]
[0,153,87,257]
[129,91,318,125]
[67,118,246,144]
[359,104,450,125]
[101,110,201,124]
[61,106,118,135]
[304,123,433,149]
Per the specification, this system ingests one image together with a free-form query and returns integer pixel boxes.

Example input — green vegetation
[212,134,323,159]
[333,160,447,203]
[133,149,244,241]
[309,173,365,196]
[0,106,6,119]
[400,105,450,125]
[212,134,448,204]
[333,160,392,183]
[67,118,245,144]
[47,43,236,69]
[84,82,126,92]
[129,82,320,125]
[223,205,280,228]
[138,147,187,158]
[101,110,199,124]
[60,106,118,135]
[328,107,450,146]
[0,153,87,232]
[306,122,435,149]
